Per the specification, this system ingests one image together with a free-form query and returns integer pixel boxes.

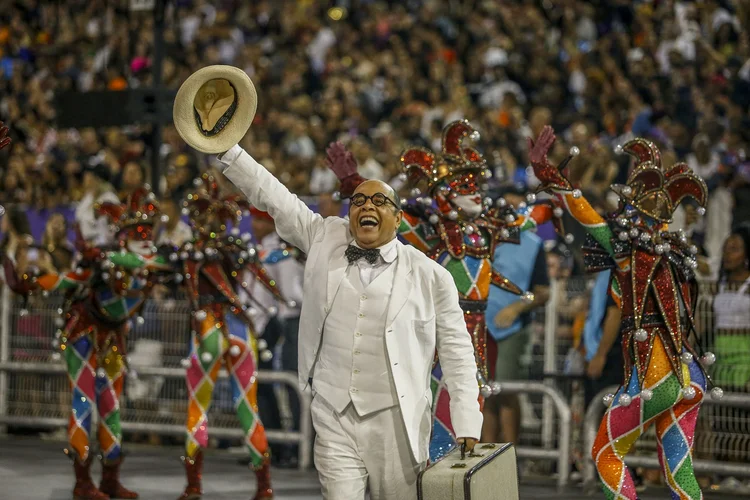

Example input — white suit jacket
[220,145,482,463]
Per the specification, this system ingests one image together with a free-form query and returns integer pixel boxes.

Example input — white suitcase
[417,443,519,500]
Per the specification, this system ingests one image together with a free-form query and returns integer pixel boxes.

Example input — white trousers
[312,395,423,500]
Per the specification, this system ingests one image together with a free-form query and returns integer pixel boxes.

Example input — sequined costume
[3,188,171,500]
[169,173,286,500]
[326,120,556,461]
[529,127,721,500]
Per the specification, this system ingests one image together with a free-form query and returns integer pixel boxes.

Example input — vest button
[350,387,358,393]
[358,313,365,318]
[354,369,360,374]
[355,332,362,337]
[360,294,367,300]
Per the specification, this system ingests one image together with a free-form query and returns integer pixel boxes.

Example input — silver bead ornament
[681,352,694,364]
[629,228,639,238]
[241,233,252,242]
[397,172,408,181]
[19,309,28,317]
[257,339,268,351]
[102,272,110,280]
[429,214,439,224]
[526,193,537,204]
[160,214,169,223]
[97,368,107,378]
[180,358,192,368]
[482,169,492,179]
[496,198,507,207]
[400,198,408,206]
[710,387,724,400]
[682,386,696,400]
[640,232,651,242]
[229,345,241,357]
[500,228,511,239]
[193,178,203,187]
[239,251,249,260]
[689,245,698,255]
[55,317,65,327]
[634,328,648,342]
[622,186,633,197]
[180,251,189,260]
[248,248,257,257]
[505,214,515,223]
[169,253,179,262]
[136,316,145,325]
[200,352,213,363]
[260,350,273,362]
[701,352,716,366]
[181,207,190,216]
[480,385,493,398]
[614,144,623,155]
[696,207,706,216]
[57,308,64,315]
[422,196,433,205]
[522,292,535,303]
[572,189,582,198]
[470,131,481,141]
[195,310,207,321]
[553,207,564,218]
[464,225,474,235]
[287,300,297,308]
[490,381,502,395]
[640,389,653,401]
[619,394,632,406]
[42,290,49,297]
[619,231,630,241]
[448,210,458,220]
[603,393,615,407]
[115,271,123,279]
[51,352,61,361]
[483,197,492,207]
[655,244,665,254]
[410,188,421,197]
[564,233,575,244]
[618,217,629,227]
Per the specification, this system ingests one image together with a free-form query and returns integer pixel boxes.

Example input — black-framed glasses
[349,192,399,209]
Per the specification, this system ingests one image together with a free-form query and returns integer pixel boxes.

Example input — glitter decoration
[634,329,648,342]
[701,352,716,366]
[429,214,439,224]
[710,387,723,400]
[448,210,458,220]
[682,386,696,400]
[479,385,492,398]
[681,352,694,364]
[569,146,580,156]
[640,389,653,401]
[619,394,632,406]
[619,232,629,241]
[572,189,582,198]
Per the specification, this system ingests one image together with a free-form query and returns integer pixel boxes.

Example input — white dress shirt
[349,238,399,287]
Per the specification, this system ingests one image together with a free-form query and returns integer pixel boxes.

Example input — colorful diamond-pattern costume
[3,187,171,500]
[170,172,285,500]
[529,126,717,500]
[325,121,557,461]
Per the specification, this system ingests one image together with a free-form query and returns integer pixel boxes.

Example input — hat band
[193,81,238,137]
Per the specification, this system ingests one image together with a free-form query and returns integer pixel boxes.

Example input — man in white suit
[217,144,482,500]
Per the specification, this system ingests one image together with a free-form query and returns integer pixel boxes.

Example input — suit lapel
[326,240,352,307]
[386,241,414,326]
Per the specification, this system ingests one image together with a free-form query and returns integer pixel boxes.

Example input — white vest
[313,262,398,415]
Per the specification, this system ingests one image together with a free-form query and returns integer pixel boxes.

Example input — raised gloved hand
[0,121,11,151]
[527,126,572,191]
[325,141,367,198]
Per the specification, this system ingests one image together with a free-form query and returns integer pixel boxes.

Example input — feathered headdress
[613,138,708,222]
[400,120,490,195]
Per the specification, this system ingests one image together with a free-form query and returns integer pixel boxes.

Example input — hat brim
[173,65,257,154]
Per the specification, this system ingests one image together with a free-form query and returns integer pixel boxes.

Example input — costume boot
[72,454,110,500]
[177,451,203,500]
[99,456,139,499]
[251,457,273,500]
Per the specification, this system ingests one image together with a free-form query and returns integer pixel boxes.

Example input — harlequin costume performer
[528,126,723,500]
[3,187,172,500]
[326,120,558,461]
[168,172,287,500]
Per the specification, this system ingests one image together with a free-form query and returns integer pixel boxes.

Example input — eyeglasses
[349,192,399,209]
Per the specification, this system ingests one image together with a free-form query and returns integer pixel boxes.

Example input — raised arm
[528,126,615,255]
[434,269,483,440]
[219,145,325,254]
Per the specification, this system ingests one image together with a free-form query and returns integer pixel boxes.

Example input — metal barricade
[495,381,572,489]
[583,386,750,486]
[0,292,313,470]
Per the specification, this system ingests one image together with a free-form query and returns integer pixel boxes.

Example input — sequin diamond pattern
[185,308,268,467]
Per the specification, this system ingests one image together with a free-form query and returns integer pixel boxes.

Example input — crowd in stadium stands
[1,0,750,273]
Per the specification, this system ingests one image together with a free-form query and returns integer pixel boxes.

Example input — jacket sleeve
[433,268,483,439]
[220,145,325,254]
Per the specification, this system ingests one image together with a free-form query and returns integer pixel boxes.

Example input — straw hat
[173,65,257,154]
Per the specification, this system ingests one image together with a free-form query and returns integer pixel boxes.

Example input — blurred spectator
[74,162,118,246]
[155,198,193,248]
[42,213,74,272]
[317,192,344,218]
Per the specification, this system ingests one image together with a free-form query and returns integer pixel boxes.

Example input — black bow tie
[345,245,381,265]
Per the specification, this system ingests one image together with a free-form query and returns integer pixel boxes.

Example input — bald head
[349,179,403,249]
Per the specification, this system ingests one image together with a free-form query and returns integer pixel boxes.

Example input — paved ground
[0,436,743,499]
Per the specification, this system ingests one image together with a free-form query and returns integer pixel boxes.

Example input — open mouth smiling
[359,215,379,228]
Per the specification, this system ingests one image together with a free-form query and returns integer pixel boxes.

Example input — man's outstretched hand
[0,121,12,150]
[325,141,358,180]
[527,125,556,167]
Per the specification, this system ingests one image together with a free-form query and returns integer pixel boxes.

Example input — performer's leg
[590,378,645,500]
[224,313,273,499]
[312,397,367,500]
[64,334,108,500]
[179,310,223,500]
[97,344,138,498]
[654,358,706,500]
[363,406,421,500]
